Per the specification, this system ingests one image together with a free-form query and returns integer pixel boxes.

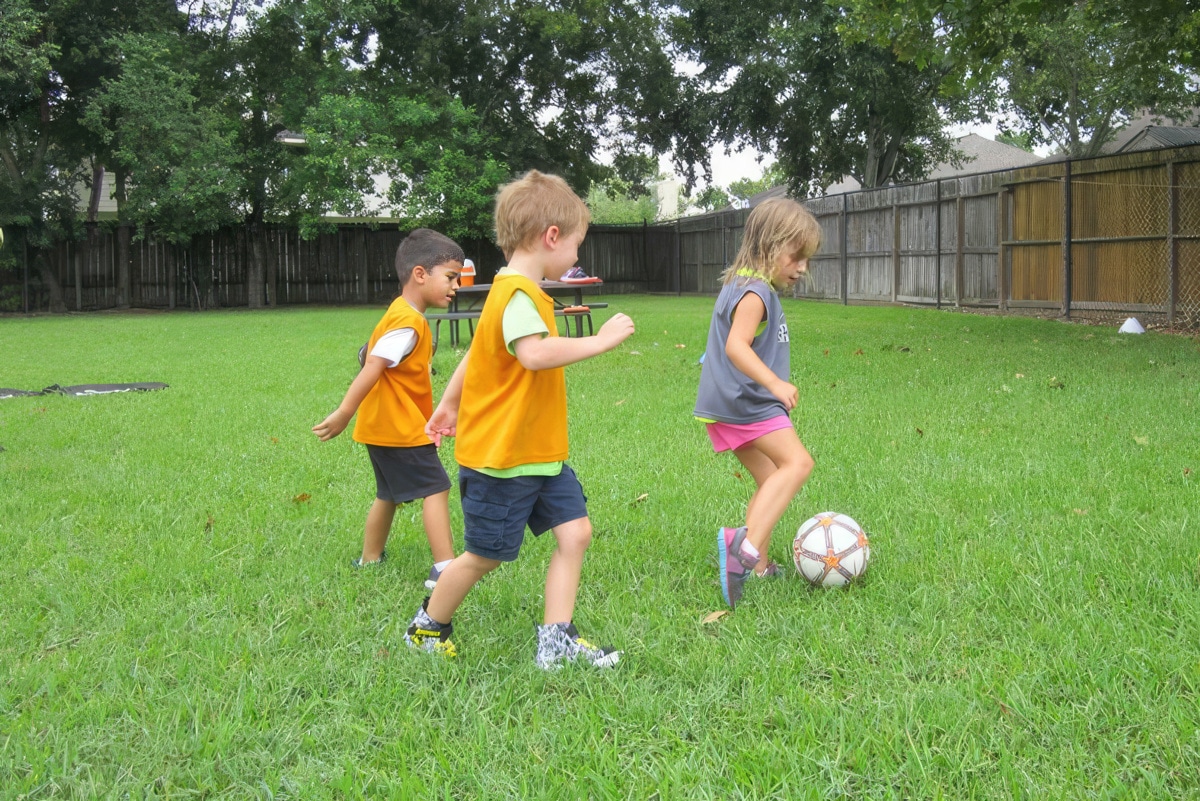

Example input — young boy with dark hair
[313,228,463,587]
[405,170,635,668]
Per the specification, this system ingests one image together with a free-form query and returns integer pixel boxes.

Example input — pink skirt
[705,416,793,452]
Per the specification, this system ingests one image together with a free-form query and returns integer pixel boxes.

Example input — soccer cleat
[718,527,759,607]
[535,622,621,670]
[351,550,387,568]
[405,599,457,658]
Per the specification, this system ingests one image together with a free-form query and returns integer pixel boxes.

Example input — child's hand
[425,407,457,447]
[313,409,350,441]
[597,312,635,350]
[768,379,799,411]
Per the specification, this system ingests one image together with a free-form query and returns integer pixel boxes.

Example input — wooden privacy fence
[792,143,1200,325]
[5,143,1199,325]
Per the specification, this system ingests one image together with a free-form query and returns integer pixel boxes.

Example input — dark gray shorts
[366,444,452,504]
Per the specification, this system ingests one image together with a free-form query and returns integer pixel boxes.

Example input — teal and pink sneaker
[717,527,759,606]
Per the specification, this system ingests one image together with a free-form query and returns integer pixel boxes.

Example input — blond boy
[405,171,635,668]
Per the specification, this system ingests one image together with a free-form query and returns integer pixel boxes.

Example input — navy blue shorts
[458,464,589,562]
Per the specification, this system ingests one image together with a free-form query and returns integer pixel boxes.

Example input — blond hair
[723,197,821,286]
[493,170,591,258]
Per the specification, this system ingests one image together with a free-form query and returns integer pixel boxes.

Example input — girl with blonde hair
[694,197,822,606]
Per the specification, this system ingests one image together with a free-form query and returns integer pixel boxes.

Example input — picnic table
[429,279,608,348]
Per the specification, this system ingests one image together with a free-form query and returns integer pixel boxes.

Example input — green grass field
[2,297,1198,799]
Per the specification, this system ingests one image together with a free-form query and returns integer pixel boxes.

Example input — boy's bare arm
[725,294,798,410]
[512,313,634,371]
[313,356,388,441]
[426,349,470,445]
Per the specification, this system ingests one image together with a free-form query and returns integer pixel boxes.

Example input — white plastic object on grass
[1118,317,1145,334]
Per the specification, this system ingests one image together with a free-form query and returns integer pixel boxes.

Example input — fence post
[1062,160,1073,318]
[841,193,848,305]
[998,187,1009,311]
[1167,160,1178,324]
[674,218,681,296]
[892,193,900,302]
[22,232,29,313]
[955,194,965,308]
[935,179,942,309]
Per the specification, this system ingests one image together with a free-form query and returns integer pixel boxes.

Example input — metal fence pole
[935,179,942,309]
[1168,160,1178,324]
[841,193,848,305]
[1062,159,1073,318]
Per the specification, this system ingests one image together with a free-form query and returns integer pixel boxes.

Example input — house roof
[1115,126,1200,152]
[927,133,1040,178]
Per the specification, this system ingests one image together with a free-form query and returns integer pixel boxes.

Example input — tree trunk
[247,220,266,308]
[36,250,67,313]
[83,164,104,312]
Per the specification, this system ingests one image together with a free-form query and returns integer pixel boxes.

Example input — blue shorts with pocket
[458,464,588,562]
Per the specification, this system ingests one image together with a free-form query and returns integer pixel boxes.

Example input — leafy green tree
[363,1,691,193]
[1,0,187,310]
[673,0,962,194]
[586,177,659,224]
[84,33,245,245]
[995,3,1194,157]
[844,0,1199,156]
[280,93,508,240]
[680,185,729,213]
[727,162,786,202]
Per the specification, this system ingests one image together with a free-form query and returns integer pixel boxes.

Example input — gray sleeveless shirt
[694,278,791,424]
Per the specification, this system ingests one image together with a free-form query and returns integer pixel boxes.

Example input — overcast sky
[676,117,1052,189]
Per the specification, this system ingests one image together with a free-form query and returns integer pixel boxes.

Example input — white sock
[434,559,453,571]
[739,538,760,563]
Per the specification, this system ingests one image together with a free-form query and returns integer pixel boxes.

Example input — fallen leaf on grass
[270,437,279,444]
[853,349,864,356]
[823,349,830,356]
[204,515,214,533]
[1047,377,1064,389]
[702,610,729,624]
[675,343,687,349]
[899,346,910,352]
[733,471,743,480]
[916,428,924,437]
[1185,468,1193,477]
[293,493,311,504]
[614,399,626,406]
[1133,436,1149,446]
[1015,373,1025,379]
[631,493,648,505]
[628,350,642,356]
